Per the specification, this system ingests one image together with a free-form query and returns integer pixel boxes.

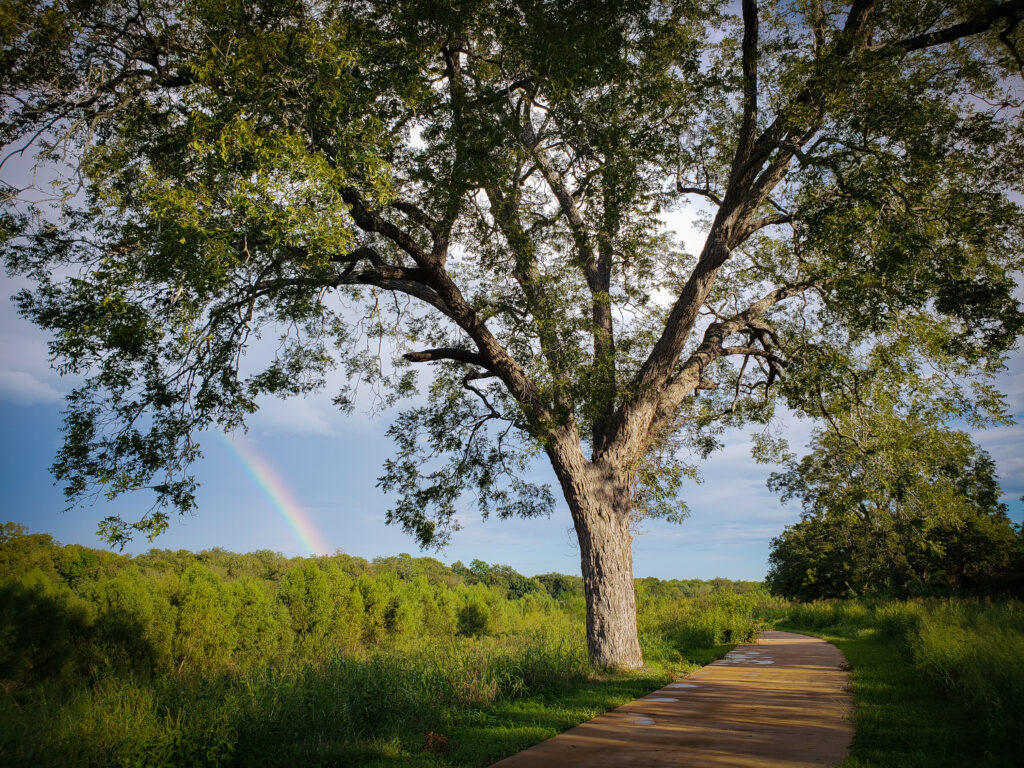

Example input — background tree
[174,563,237,673]
[766,361,1023,597]
[3,0,1023,666]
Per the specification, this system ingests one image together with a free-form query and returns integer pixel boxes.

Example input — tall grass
[907,601,1024,738]
[2,528,771,767]
[1,629,591,768]
[639,587,780,664]
[778,598,1024,765]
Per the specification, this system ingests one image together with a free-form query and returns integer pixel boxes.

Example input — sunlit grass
[0,621,741,767]
[1,530,774,767]
[8,528,1020,767]
[777,598,1024,767]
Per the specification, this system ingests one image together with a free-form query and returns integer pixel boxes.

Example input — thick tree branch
[391,200,442,243]
[486,186,574,395]
[722,345,787,368]
[519,118,600,282]
[367,276,456,319]
[404,347,489,367]
[327,244,385,267]
[614,2,830,429]
[890,0,1024,53]
[646,0,919,405]
[842,0,878,38]
[518,109,616,447]
[730,0,1018,245]
[675,184,723,206]
[621,283,811,463]
[247,268,454,320]
[623,233,733,415]
[738,0,878,183]
[339,188,548,425]
[809,0,828,52]
[340,187,433,266]
[592,171,619,452]
[733,212,793,242]
[333,178,548,418]
[731,0,760,181]
[734,126,820,242]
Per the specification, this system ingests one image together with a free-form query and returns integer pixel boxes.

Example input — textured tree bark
[572,485,643,668]
[549,435,643,668]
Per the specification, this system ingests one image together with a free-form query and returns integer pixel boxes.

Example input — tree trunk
[573,488,643,668]
[549,439,643,668]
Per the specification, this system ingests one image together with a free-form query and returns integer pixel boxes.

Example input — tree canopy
[766,358,1023,598]
[3,0,1023,665]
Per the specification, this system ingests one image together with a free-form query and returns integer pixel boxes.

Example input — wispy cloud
[251,396,340,436]
[0,368,63,404]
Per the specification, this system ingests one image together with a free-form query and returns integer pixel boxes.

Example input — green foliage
[638,585,778,663]
[457,599,493,638]
[453,559,545,600]
[2,0,1021,555]
[0,522,756,766]
[767,363,1023,599]
[277,560,337,653]
[228,578,289,669]
[84,568,175,676]
[10,523,1022,766]
[175,565,238,674]
[0,577,94,687]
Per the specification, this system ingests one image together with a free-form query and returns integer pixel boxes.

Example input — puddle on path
[646,697,678,702]
[667,683,698,689]
[626,715,656,726]
[715,652,776,666]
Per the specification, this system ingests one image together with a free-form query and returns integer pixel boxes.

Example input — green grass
[776,599,1024,768]
[1,631,732,768]
[19,528,1021,768]
[399,669,676,767]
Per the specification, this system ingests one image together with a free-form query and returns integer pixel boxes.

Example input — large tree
[2,0,1023,666]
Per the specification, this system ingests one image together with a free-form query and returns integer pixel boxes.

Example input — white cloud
[250,395,340,436]
[0,368,63,404]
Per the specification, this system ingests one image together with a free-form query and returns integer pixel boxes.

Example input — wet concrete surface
[489,631,853,768]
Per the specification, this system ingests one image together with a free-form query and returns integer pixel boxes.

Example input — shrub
[457,600,492,637]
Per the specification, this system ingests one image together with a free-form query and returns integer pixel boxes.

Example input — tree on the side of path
[766,351,1023,598]
[3,0,1023,666]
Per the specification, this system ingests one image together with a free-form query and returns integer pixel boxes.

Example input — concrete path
[490,631,853,768]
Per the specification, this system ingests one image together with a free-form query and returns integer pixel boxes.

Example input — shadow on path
[489,631,854,768]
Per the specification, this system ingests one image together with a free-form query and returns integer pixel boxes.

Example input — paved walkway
[490,631,853,768]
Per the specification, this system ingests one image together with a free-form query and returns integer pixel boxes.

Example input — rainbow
[219,433,330,556]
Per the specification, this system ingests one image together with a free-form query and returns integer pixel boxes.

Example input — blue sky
[2,261,1022,581]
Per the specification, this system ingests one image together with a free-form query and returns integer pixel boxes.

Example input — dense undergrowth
[0,523,768,767]
[6,522,1021,767]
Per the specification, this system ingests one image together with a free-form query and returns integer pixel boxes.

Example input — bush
[457,600,493,637]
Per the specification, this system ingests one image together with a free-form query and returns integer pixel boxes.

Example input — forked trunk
[550,446,643,668]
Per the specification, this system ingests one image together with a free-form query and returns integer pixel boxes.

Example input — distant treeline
[0,521,760,688]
